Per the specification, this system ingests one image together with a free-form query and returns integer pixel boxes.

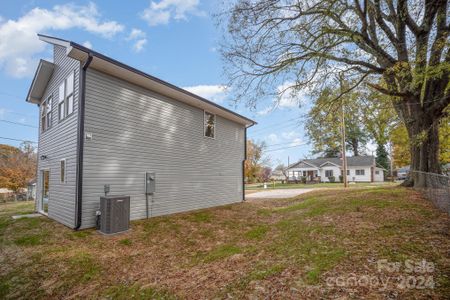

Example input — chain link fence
[412,171,450,215]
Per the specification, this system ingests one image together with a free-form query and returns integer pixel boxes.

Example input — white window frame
[60,159,66,183]
[46,95,53,130]
[41,100,47,133]
[204,111,216,139]
[59,71,75,122]
[356,169,365,176]
[325,170,333,177]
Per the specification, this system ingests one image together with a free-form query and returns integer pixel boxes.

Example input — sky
[0,0,316,168]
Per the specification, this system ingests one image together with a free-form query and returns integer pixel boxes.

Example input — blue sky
[0,0,314,167]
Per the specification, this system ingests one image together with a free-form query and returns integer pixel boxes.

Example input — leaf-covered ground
[1,187,449,299]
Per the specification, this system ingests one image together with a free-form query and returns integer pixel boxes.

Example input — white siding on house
[36,45,80,228]
[81,69,245,228]
[320,165,341,182]
[374,168,384,182]
[347,166,372,182]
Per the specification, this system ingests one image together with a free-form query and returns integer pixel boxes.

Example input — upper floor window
[204,111,215,138]
[356,169,365,176]
[41,95,53,132]
[59,71,75,121]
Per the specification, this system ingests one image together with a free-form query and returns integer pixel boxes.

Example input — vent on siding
[100,195,130,234]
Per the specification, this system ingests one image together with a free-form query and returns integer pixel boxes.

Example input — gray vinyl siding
[81,68,245,228]
[36,45,80,228]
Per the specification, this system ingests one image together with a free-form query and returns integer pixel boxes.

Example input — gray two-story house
[26,34,255,229]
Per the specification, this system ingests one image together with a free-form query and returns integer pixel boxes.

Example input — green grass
[103,284,176,300]
[246,181,397,190]
[197,244,242,263]
[119,238,132,246]
[14,233,46,246]
[68,251,101,283]
[0,188,449,299]
[188,211,213,222]
[245,224,269,240]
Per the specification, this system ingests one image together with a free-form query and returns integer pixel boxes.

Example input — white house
[286,156,385,183]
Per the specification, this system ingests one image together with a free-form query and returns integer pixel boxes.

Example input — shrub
[300,176,307,183]
[339,175,343,183]
[328,176,336,183]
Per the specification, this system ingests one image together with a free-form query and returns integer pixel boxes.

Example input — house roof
[287,156,375,169]
[29,34,256,127]
[26,59,55,104]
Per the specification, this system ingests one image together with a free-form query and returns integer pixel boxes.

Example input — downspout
[74,54,93,230]
[242,127,247,201]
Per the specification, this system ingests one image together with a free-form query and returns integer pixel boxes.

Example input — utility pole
[389,140,394,182]
[341,99,348,188]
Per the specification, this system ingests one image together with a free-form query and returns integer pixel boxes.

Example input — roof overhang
[287,160,319,170]
[319,161,341,167]
[26,59,55,104]
[36,34,256,127]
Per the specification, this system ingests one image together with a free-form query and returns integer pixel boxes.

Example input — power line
[0,119,37,128]
[0,136,37,144]
[265,142,308,152]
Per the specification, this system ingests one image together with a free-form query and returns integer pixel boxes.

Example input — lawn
[1,187,449,299]
[246,181,398,190]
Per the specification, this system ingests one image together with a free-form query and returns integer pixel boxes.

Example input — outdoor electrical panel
[145,172,155,194]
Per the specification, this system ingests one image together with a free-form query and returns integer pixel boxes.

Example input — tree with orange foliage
[0,142,37,199]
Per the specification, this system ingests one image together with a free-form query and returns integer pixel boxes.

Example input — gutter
[74,54,93,230]
[242,123,255,201]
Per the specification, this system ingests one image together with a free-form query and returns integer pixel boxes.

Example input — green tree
[219,0,450,187]
[306,87,369,157]
[376,143,390,170]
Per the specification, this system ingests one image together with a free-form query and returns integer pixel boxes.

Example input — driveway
[246,188,317,200]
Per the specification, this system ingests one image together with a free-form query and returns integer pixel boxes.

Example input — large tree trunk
[403,113,441,187]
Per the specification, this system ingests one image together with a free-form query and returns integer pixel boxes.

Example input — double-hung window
[356,169,365,176]
[41,95,53,132]
[59,71,75,121]
[325,170,333,177]
[204,111,216,138]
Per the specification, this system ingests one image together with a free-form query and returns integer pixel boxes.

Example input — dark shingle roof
[288,156,375,169]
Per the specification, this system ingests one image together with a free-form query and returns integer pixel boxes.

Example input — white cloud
[127,28,146,40]
[127,28,148,53]
[133,39,148,53]
[183,84,227,103]
[256,81,308,115]
[290,138,303,146]
[141,0,205,26]
[267,133,279,144]
[281,130,300,140]
[277,81,304,108]
[0,2,124,77]
[82,41,93,49]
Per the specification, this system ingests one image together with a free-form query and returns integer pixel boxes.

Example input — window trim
[356,169,365,176]
[325,170,333,177]
[203,111,216,139]
[60,159,66,184]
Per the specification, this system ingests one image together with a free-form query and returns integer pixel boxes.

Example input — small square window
[204,111,215,138]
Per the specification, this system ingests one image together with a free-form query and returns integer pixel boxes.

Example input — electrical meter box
[145,172,155,194]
